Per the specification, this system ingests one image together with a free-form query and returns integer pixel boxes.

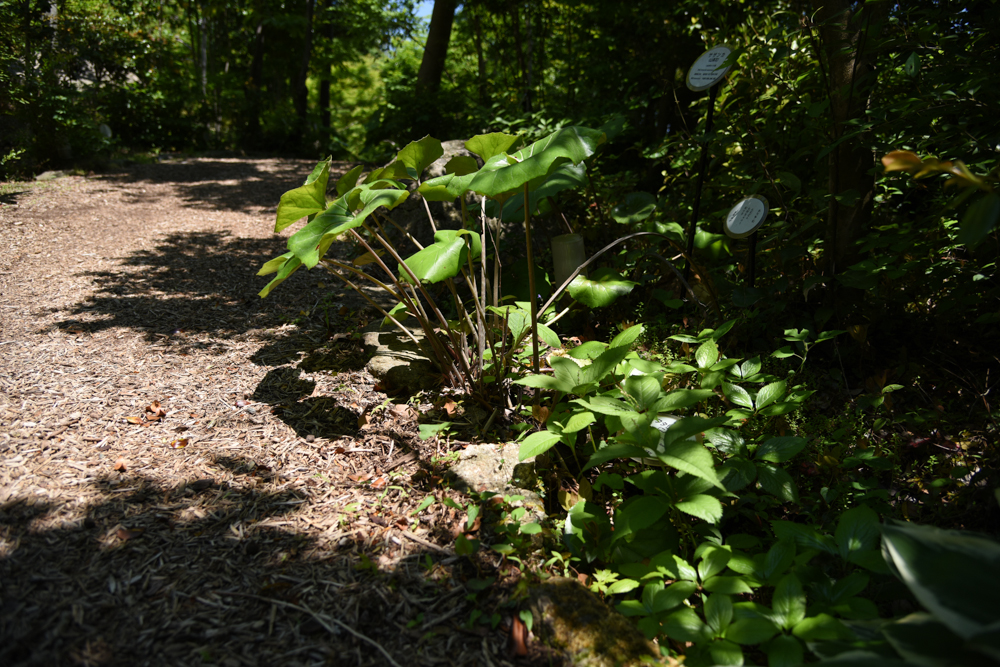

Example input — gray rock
[528,577,662,667]
[35,170,66,181]
[361,325,438,394]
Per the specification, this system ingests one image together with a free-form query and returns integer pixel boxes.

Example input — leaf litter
[0,158,556,667]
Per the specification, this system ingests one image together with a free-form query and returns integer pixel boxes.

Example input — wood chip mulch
[0,157,540,667]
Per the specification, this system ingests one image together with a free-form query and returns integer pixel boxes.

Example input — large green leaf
[395,136,444,180]
[400,237,467,284]
[466,126,606,198]
[275,159,330,231]
[465,132,522,161]
[705,593,734,636]
[432,228,482,260]
[335,164,364,196]
[567,267,637,308]
[881,520,1000,639]
[664,607,712,644]
[583,443,650,470]
[257,253,302,298]
[650,389,715,412]
[581,345,633,384]
[490,163,587,222]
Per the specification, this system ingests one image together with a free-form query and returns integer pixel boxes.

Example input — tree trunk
[293,0,315,144]
[243,19,265,145]
[812,0,888,276]
[416,0,456,95]
[471,4,488,105]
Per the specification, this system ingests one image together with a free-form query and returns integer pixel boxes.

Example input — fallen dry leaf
[113,458,127,472]
[125,416,143,424]
[116,527,142,541]
[533,404,551,424]
[145,400,167,421]
[370,475,388,490]
[511,617,529,656]
[348,473,372,483]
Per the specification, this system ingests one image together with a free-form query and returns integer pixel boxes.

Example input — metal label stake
[724,195,769,289]
[683,45,733,281]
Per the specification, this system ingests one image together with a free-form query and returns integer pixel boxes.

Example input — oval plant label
[686,45,733,92]
[724,195,769,239]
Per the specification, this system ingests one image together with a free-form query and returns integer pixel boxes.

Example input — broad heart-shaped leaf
[624,375,662,412]
[772,574,807,630]
[519,430,562,461]
[395,136,443,180]
[881,520,1000,639]
[489,163,587,222]
[611,191,657,224]
[445,155,478,176]
[567,267,637,308]
[675,494,723,523]
[467,126,606,198]
[757,463,799,502]
[400,237,467,284]
[257,253,302,298]
[275,158,330,231]
[432,229,482,261]
[835,505,880,562]
[335,164,364,196]
[289,187,409,268]
[465,132,522,162]
[755,436,807,463]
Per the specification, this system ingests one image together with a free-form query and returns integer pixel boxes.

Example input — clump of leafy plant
[258,126,636,408]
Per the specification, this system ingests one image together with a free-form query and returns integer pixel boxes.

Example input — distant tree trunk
[471,5,488,105]
[812,0,888,276]
[524,4,533,112]
[319,0,336,133]
[509,4,528,112]
[293,0,315,144]
[243,19,265,144]
[199,15,208,98]
[416,0,456,95]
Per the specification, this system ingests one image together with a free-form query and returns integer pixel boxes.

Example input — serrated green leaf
[755,380,787,409]
[755,436,807,463]
[772,574,806,630]
[625,375,662,411]
[705,594,734,636]
[696,340,720,369]
[723,383,754,409]
[663,607,711,643]
[757,463,799,502]
[676,494,723,524]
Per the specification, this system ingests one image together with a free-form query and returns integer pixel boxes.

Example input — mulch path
[0,157,535,667]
